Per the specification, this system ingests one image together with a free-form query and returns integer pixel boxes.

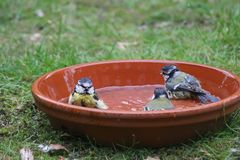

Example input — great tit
[144,87,175,111]
[68,77,108,109]
[161,65,220,104]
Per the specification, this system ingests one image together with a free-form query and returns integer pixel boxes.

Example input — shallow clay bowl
[32,60,240,147]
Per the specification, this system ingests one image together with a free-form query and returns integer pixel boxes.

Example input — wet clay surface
[61,85,200,111]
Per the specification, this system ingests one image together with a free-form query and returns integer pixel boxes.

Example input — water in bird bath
[60,85,201,111]
[96,85,200,111]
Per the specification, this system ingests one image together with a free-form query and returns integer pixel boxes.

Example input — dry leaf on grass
[58,156,65,160]
[0,154,11,160]
[29,33,42,43]
[153,21,172,28]
[144,156,160,160]
[38,144,68,153]
[116,41,138,50]
[35,9,44,17]
[16,104,24,111]
[20,147,34,160]
[138,24,148,30]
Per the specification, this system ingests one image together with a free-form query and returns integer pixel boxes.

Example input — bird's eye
[80,84,92,89]
[80,84,86,88]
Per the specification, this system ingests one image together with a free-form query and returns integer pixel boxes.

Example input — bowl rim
[32,60,240,118]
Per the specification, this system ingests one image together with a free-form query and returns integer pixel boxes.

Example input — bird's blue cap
[161,65,179,75]
[154,87,167,99]
[77,77,93,86]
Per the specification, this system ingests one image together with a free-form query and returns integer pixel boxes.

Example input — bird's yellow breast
[69,92,96,108]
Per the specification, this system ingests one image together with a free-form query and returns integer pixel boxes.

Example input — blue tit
[161,65,220,104]
[144,87,174,111]
[68,77,108,109]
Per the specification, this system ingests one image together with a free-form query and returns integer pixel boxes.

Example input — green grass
[0,0,240,159]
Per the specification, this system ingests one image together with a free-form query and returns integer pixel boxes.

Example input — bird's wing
[96,100,109,110]
[90,92,109,110]
[93,90,99,100]
[184,74,201,88]
[172,74,205,94]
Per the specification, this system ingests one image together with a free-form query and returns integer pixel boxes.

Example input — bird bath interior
[60,85,200,111]
[32,60,240,147]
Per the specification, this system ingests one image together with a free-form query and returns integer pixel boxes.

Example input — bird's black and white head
[74,77,95,95]
[153,87,168,99]
[161,65,179,81]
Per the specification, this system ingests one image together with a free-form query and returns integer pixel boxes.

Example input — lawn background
[0,0,240,159]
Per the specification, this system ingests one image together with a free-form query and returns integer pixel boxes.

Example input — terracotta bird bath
[32,60,240,147]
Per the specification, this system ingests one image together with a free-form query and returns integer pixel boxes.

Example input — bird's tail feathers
[144,106,151,111]
[197,93,220,104]
[96,100,109,110]
[68,94,73,104]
